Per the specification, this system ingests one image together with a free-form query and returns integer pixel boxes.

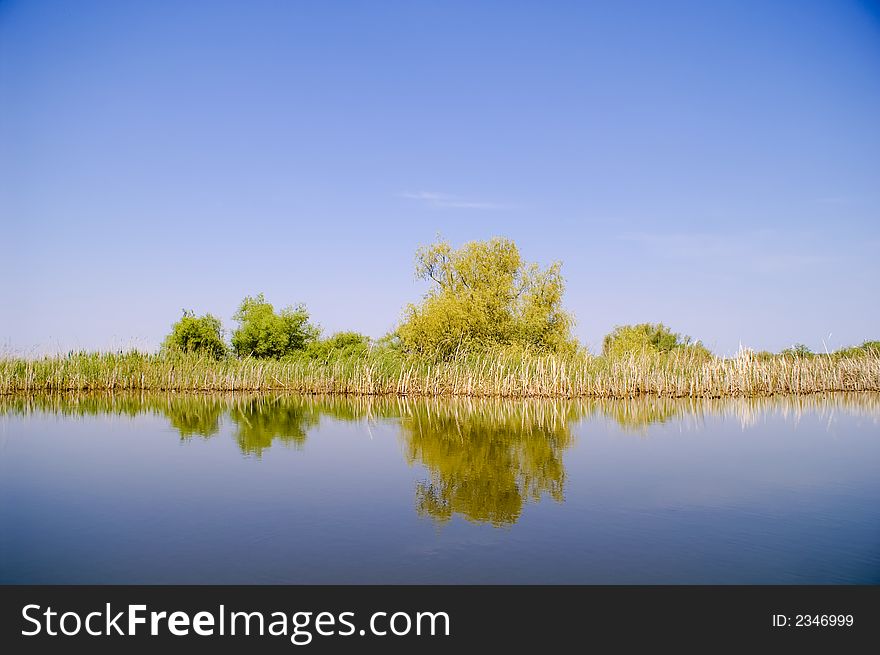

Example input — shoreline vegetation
[3,237,879,398]
[2,348,879,397]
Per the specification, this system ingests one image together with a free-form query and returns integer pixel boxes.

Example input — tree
[163,310,227,359]
[231,293,320,358]
[602,323,708,358]
[396,237,577,358]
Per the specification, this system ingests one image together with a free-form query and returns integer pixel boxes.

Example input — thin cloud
[399,191,510,210]
[619,230,838,273]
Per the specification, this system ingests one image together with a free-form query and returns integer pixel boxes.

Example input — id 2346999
[772,615,854,628]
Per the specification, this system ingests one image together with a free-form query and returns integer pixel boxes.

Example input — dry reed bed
[1,350,879,398]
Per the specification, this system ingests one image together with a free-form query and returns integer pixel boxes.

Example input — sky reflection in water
[1,393,878,583]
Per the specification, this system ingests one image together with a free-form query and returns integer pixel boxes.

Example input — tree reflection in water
[227,396,318,456]
[4,392,877,525]
[164,395,224,439]
[397,399,577,526]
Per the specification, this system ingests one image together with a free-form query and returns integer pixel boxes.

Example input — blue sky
[2,0,878,355]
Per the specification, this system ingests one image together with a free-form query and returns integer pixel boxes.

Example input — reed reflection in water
[2,391,879,583]
[3,392,878,528]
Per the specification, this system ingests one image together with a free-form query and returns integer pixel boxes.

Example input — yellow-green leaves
[231,293,320,358]
[163,310,227,359]
[602,323,699,358]
[398,237,577,358]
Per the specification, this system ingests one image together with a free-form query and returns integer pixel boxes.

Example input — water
[1,393,878,584]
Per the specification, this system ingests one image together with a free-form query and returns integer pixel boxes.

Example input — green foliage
[231,293,320,358]
[602,323,701,357]
[162,310,227,359]
[396,237,577,359]
[305,331,370,362]
[680,342,714,362]
[861,340,880,355]
[780,343,813,357]
[375,332,403,353]
[833,340,880,358]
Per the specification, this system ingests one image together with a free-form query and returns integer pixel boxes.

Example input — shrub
[833,340,880,358]
[859,340,880,355]
[396,237,577,358]
[780,343,813,357]
[231,293,320,358]
[305,331,370,362]
[602,323,699,357]
[679,342,714,362]
[162,311,227,359]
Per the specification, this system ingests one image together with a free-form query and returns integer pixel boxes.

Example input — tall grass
[1,347,878,398]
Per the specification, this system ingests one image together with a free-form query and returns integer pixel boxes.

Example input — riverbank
[2,349,879,397]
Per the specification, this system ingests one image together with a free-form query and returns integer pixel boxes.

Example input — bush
[602,323,700,357]
[833,340,880,358]
[396,237,577,359]
[231,293,320,358]
[862,340,880,354]
[780,343,813,358]
[305,331,370,362]
[679,342,714,362]
[163,311,227,359]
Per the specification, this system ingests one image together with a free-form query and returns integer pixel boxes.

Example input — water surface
[1,393,878,583]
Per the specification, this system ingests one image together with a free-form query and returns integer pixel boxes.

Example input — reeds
[2,390,878,433]
[1,348,878,398]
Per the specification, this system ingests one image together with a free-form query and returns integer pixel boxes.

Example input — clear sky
[2,0,878,356]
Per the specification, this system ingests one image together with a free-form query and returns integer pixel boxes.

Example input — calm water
[1,393,878,584]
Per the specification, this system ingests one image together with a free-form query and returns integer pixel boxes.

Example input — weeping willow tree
[396,237,578,359]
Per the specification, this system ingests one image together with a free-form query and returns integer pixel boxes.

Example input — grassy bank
[2,348,879,398]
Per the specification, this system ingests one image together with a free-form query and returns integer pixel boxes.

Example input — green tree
[396,237,577,358]
[602,323,705,358]
[231,293,320,358]
[163,310,227,358]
